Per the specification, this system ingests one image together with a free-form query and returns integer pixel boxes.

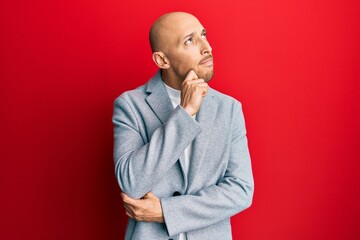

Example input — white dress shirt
[164,83,195,240]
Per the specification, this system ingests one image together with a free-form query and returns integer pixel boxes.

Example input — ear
[152,52,170,69]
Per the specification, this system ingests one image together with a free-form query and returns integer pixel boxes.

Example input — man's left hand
[121,192,164,223]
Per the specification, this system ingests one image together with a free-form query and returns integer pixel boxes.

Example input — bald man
[113,12,254,240]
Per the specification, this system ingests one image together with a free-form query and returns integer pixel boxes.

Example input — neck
[161,69,182,90]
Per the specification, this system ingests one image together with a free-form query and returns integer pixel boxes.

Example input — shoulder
[114,70,163,105]
[114,83,148,106]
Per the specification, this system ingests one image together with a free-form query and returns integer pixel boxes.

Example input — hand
[180,70,208,116]
[121,192,164,223]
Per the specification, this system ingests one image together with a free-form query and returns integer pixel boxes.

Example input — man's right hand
[180,70,208,116]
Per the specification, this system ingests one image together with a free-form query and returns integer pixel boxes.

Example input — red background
[1,0,360,239]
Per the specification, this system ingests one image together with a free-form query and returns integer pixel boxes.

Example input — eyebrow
[183,29,207,41]
[183,32,195,41]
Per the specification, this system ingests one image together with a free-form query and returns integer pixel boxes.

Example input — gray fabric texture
[113,71,254,240]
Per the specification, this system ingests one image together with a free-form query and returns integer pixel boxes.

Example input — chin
[202,70,214,82]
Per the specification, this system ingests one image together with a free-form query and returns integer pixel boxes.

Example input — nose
[201,38,212,55]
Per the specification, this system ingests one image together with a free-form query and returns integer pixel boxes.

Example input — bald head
[149,12,213,87]
[149,12,200,53]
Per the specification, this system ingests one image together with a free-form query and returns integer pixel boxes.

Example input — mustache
[199,55,213,64]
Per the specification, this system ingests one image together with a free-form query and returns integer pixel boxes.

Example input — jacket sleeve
[112,96,202,199]
[160,101,254,236]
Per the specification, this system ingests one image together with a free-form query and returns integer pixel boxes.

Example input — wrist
[180,105,195,116]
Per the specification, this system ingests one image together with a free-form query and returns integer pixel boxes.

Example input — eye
[201,31,207,39]
[185,37,193,45]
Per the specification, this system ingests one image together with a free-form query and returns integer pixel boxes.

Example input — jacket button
[173,191,181,196]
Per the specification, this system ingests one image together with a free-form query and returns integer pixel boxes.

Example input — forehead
[163,14,205,38]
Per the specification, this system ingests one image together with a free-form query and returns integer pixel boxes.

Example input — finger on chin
[185,69,198,80]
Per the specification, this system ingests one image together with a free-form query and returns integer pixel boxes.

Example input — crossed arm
[114,101,253,235]
[121,192,164,223]
[113,72,254,235]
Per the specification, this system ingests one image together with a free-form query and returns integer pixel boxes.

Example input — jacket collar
[145,70,175,124]
[145,69,218,122]
[145,70,219,189]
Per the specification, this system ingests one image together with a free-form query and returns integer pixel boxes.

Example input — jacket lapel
[145,71,188,181]
[145,71,174,125]
[187,89,218,191]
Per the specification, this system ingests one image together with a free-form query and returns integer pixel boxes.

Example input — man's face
[162,14,214,82]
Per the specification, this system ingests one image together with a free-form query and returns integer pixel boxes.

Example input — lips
[199,56,213,65]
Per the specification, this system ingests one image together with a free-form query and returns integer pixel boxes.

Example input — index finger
[184,69,198,81]
[121,192,136,204]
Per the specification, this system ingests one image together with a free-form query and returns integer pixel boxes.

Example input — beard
[170,59,214,83]
[174,67,214,84]
[196,68,214,82]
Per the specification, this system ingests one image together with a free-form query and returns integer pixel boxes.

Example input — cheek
[180,55,199,70]
[169,51,199,75]
[173,58,196,74]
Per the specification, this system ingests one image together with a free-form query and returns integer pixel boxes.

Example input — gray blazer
[113,71,254,240]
